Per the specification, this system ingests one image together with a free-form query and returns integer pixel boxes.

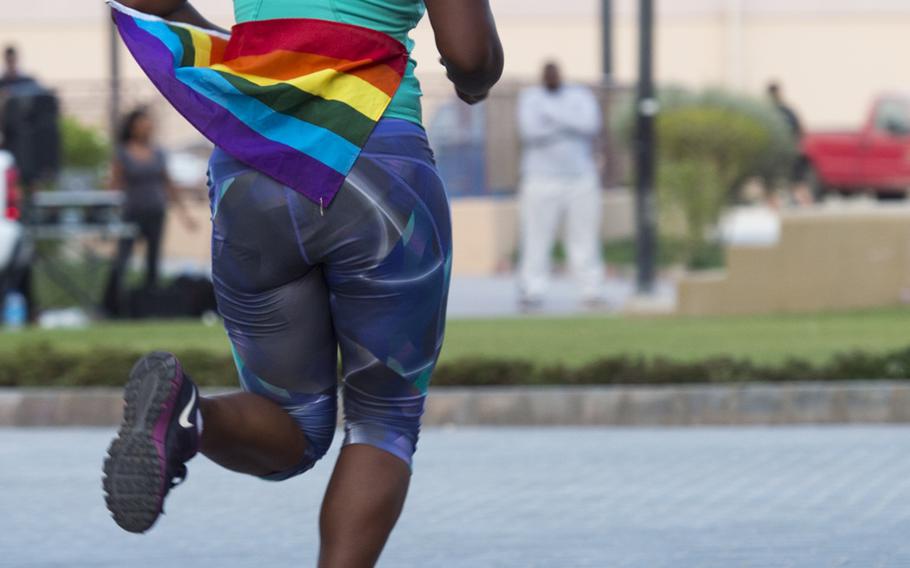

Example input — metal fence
[54,77,635,196]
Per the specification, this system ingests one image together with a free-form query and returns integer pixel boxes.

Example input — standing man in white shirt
[517,61,605,310]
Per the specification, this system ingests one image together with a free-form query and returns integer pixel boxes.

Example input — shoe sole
[102,352,183,533]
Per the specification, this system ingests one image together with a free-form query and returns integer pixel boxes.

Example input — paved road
[2,426,910,567]
[446,275,675,318]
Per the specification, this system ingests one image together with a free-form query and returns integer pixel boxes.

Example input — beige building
[3,0,910,132]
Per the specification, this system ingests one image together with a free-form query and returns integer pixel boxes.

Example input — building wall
[3,2,910,133]
[412,1,910,129]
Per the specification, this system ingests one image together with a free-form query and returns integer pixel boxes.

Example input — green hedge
[61,116,110,171]
[2,343,910,388]
[614,88,796,268]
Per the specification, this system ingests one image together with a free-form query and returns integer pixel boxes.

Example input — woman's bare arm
[424,0,503,104]
[108,158,126,191]
[116,0,228,34]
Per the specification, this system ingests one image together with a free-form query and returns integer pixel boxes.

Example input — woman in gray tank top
[102,106,197,316]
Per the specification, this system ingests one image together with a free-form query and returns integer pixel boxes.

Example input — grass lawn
[3,308,910,366]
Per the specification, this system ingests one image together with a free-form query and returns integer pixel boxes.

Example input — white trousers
[518,174,605,301]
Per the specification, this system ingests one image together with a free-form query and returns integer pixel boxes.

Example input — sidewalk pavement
[2,426,909,567]
[446,274,676,318]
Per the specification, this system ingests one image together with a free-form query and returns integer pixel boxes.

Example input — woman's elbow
[444,44,504,96]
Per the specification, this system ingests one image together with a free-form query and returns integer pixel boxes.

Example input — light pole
[108,14,122,145]
[601,0,613,84]
[634,0,658,294]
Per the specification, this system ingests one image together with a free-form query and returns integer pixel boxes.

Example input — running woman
[101,0,502,565]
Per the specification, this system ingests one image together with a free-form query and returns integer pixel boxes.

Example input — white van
[0,149,28,293]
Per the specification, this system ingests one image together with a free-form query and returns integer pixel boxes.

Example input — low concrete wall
[449,189,635,276]
[678,204,910,316]
[3,382,910,427]
[449,197,520,276]
[159,190,637,277]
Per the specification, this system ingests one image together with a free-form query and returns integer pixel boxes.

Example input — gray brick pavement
[446,275,675,318]
[2,426,910,567]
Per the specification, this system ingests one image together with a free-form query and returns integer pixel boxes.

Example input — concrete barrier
[3,382,910,427]
[448,190,635,276]
[678,204,910,316]
[160,190,638,277]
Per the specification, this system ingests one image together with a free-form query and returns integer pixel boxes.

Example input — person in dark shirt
[768,81,812,204]
[1,45,38,155]
[0,46,35,91]
[768,82,803,139]
[0,44,51,186]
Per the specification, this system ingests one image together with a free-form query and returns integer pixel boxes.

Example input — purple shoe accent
[151,361,183,510]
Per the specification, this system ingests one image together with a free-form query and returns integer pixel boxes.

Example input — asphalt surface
[2,426,910,567]
[445,275,675,318]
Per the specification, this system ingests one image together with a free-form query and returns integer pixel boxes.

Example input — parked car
[801,95,910,199]
[0,149,29,297]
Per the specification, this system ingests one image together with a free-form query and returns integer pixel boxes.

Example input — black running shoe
[103,352,201,533]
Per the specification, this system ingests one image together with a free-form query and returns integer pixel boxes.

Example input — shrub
[433,358,539,386]
[615,88,796,267]
[61,116,110,171]
[658,158,726,265]
[658,96,788,266]
[2,343,910,388]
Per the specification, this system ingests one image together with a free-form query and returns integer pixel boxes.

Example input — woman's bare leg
[199,393,308,476]
[318,445,411,568]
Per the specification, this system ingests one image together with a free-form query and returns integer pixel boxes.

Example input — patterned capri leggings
[207,119,452,479]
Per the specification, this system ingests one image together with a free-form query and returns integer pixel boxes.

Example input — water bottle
[3,291,27,330]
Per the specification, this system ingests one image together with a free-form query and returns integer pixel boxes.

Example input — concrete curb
[3,382,910,427]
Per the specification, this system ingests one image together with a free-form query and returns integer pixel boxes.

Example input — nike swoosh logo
[178,387,197,429]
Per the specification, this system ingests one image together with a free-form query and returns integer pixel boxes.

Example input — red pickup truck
[802,95,910,199]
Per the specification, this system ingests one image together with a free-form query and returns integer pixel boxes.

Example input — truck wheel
[874,190,907,201]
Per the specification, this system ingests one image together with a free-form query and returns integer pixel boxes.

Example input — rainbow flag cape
[109,1,408,205]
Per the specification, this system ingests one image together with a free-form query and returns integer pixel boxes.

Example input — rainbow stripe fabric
[109,1,408,205]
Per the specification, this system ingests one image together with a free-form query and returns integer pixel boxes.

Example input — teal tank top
[234,0,425,125]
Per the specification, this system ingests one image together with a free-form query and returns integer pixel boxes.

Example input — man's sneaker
[103,352,201,533]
